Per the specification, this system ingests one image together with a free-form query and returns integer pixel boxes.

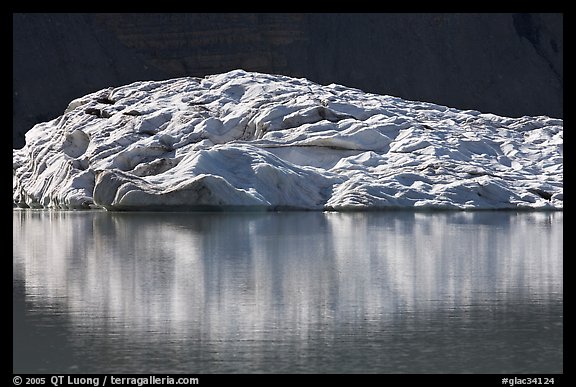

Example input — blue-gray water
[13,210,563,373]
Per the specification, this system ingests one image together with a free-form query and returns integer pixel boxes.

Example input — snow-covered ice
[13,70,563,211]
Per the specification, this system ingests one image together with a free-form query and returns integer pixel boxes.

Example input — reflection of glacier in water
[13,211,563,373]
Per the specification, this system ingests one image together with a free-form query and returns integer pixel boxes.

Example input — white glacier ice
[13,70,563,211]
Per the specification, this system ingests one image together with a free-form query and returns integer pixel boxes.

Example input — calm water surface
[13,210,563,373]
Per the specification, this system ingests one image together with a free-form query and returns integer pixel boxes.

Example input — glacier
[13,70,563,211]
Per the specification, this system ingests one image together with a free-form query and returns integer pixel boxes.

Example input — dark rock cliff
[13,13,563,148]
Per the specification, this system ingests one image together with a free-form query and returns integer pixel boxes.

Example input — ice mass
[13,70,563,211]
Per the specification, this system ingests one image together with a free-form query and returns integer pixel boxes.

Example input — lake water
[13,210,563,374]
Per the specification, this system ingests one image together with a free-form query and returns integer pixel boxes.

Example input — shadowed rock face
[13,13,562,148]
